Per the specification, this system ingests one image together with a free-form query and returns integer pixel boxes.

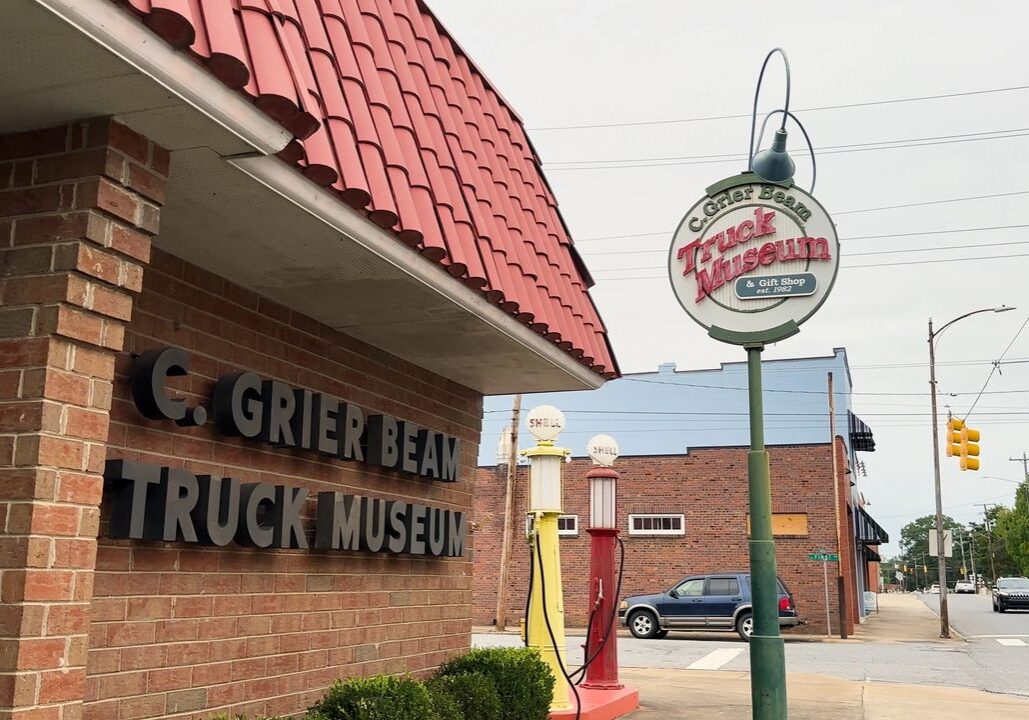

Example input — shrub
[424,679,463,720]
[310,676,439,720]
[428,673,502,720]
[437,648,554,720]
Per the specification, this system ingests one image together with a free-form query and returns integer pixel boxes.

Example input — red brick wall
[82,250,481,713]
[473,441,859,636]
[0,118,163,720]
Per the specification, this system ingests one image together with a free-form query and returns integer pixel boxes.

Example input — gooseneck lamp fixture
[747,48,817,191]
[751,128,795,184]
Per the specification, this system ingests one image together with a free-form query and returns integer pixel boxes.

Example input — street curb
[914,594,970,642]
[472,627,858,643]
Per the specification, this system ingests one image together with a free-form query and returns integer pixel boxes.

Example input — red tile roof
[112,0,618,378]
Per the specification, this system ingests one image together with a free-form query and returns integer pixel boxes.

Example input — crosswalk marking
[688,648,743,670]
[995,638,1027,646]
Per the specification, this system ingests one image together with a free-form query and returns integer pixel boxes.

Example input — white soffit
[5,0,289,155]
[159,150,603,395]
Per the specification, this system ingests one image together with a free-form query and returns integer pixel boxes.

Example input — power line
[477,371,1029,399]
[491,409,1029,418]
[505,421,1029,437]
[591,252,1029,279]
[843,223,1029,242]
[545,129,1029,171]
[583,237,1029,259]
[593,248,1029,274]
[528,83,1029,131]
[963,313,1029,422]
[546,126,1029,166]
[832,190,1029,216]
[572,189,1029,243]
[870,492,1017,520]
[730,359,1029,372]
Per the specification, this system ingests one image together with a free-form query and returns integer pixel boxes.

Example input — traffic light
[958,424,981,471]
[945,418,962,458]
[945,418,981,470]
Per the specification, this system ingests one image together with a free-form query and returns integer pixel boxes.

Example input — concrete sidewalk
[620,667,1029,718]
[853,592,957,643]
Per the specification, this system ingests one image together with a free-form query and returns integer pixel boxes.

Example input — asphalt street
[473,619,1029,698]
[919,591,1029,639]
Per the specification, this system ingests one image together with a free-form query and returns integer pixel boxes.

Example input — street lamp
[928,305,1015,637]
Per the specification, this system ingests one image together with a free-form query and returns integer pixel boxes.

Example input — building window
[628,514,685,536]
[525,515,579,537]
[557,515,579,536]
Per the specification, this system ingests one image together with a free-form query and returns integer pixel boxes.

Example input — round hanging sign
[667,173,839,345]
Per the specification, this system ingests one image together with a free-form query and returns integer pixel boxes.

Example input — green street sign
[809,552,839,561]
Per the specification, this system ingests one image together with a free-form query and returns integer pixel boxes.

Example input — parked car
[928,584,940,594]
[992,577,1029,613]
[618,572,801,641]
[954,580,975,594]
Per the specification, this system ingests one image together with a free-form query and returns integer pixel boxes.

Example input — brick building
[473,353,888,637]
[475,444,868,637]
[0,3,617,720]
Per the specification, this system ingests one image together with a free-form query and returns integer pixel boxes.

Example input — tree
[995,480,1029,576]
[880,557,905,590]
[897,514,964,589]
[966,505,1020,582]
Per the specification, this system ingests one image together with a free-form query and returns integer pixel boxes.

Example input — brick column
[0,119,165,720]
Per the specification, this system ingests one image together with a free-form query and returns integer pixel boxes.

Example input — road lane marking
[688,648,743,670]
[995,638,1027,646]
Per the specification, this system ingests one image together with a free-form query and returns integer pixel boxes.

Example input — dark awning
[849,411,876,452]
[857,507,889,545]
[863,546,882,563]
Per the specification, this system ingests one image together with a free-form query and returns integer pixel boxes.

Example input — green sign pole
[746,344,787,719]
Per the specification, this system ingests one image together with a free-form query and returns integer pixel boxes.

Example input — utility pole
[925,307,1014,636]
[1009,452,1029,480]
[927,317,951,637]
[494,394,522,631]
[976,503,998,584]
[827,372,847,639]
[957,528,967,580]
[966,527,978,591]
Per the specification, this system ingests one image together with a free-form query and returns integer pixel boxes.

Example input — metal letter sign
[668,173,840,345]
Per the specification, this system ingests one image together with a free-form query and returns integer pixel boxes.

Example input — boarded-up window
[746,513,809,537]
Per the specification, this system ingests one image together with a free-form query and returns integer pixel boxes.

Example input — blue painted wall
[479,348,855,465]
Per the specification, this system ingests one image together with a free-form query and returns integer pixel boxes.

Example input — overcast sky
[429,1,1029,555]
